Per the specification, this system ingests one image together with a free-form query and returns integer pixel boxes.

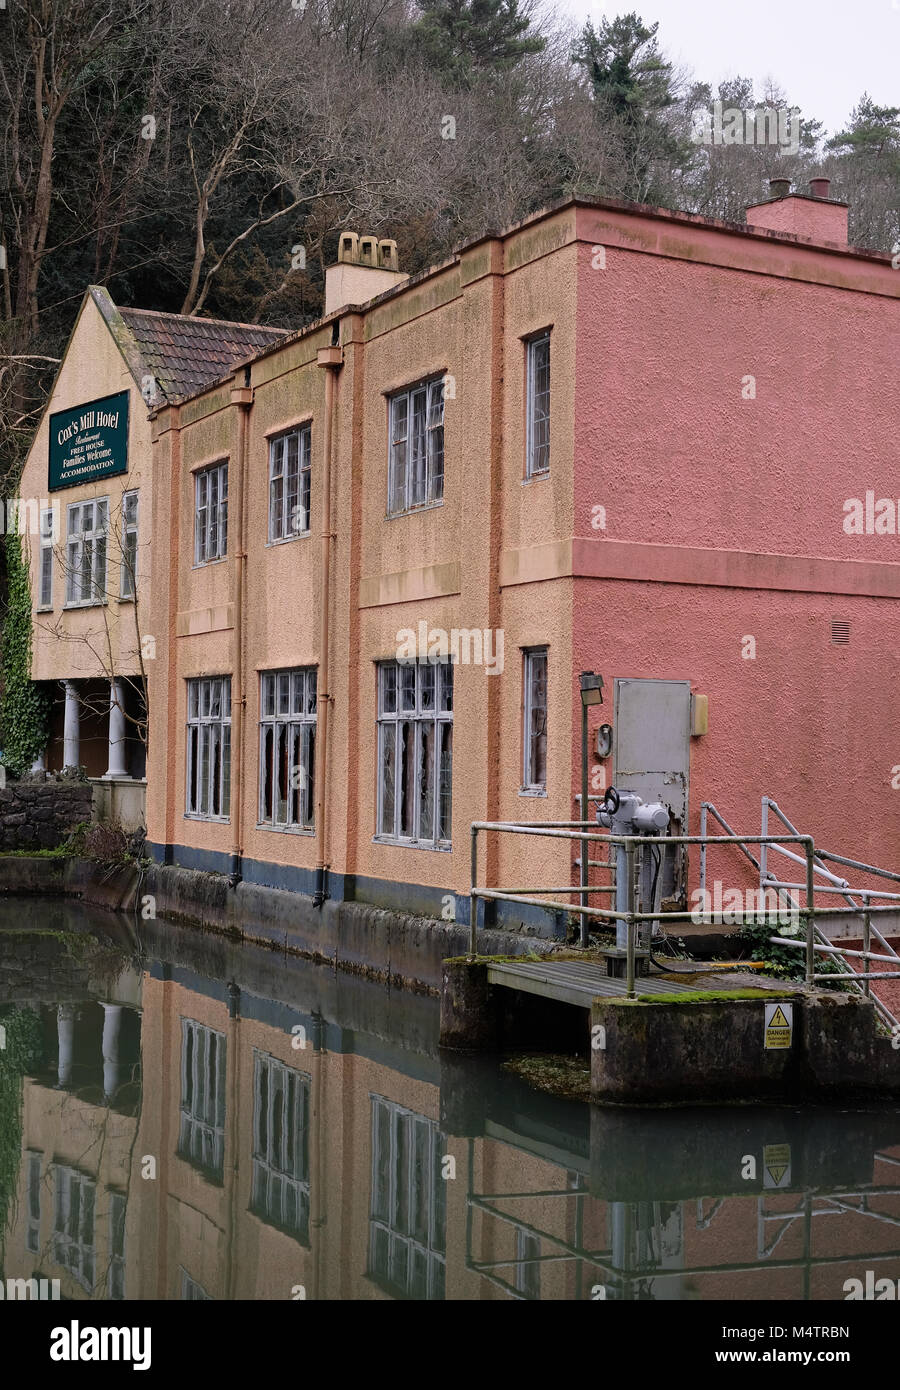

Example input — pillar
[56,1004,76,1088]
[63,681,80,771]
[104,678,129,779]
[101,1003,123,1101]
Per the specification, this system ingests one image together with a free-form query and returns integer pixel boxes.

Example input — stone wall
[0,780,93,851]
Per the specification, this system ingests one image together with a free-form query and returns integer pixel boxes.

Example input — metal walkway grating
[485,959,708,1008]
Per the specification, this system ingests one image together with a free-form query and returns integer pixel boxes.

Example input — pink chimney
[746,178,849,246]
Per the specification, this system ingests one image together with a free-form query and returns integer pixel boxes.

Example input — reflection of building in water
[6,947,900,1301]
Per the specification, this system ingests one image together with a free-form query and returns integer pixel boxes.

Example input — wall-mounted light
[579,671,604,707]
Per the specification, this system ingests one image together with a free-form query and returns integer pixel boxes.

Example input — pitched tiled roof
[116,306,289,403]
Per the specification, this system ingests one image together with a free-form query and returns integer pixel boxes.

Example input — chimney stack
[745,178,849,247]
[325,233,408,315]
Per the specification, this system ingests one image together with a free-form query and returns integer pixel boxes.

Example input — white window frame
[250,1050,311,1242]
[26,1150,42,1253]
[522,647,548,793]
[194,461,228,565]
[269,424,312,542]
[185,677,232,821]
[178,1018,226,1181]
[64,497,108,606]
[368,1095,446,1300]
[388,377,444,516]
[53,1164,96,1291]
[38,509,54,609]
[525,331,551,478]
[258,667,317,831]
[120,490,139,599]
[376,660,453,849]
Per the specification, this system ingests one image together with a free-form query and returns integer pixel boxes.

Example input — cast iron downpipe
[229,371,253,888]
[313,344,343,905]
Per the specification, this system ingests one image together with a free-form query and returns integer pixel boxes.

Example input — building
[19,184,900,935]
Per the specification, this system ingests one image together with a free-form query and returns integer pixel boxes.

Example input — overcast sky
[559,0,899,138]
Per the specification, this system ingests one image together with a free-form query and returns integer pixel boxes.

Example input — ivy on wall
[0,529,50,775]
[0,1006,43,1261]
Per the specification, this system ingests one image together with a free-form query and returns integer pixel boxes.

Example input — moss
[617,988,797,1005]
[502,1052,591,1101]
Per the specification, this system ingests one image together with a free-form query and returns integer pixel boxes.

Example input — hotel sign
[49,390,129,491]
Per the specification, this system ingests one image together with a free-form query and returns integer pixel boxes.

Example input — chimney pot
[769,178,791,199]
[809,177,831,199]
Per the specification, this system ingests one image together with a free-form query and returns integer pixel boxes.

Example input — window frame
[268,424,312,544]
[119,490,139,600]
[194,461,228,566]
[38,508,54,610]
[178,1018,227,1183]
[375,659,453,850]
[185,676,232,821]
[64,497,108,607]
[387,375,445,517]
[250,1050,311,1243]
[521,647,548,795]
[525,330,551,479]
[257,666,317,832]
[367,1094,446,1300]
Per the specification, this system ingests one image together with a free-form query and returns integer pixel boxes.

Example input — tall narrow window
[186,677,231,820]
[259,667,317,829]
[120,491,139,598]
[368,1096,446,1299]
[53,1165,96,1291]
[251,1052,310,1241]
[194,462,228,564]
[388,377,444,515]
[526,331,550,477]
[65,498,108,604]
[38,509,54,608]
[178,1019,226,1181]
[377,660,452,847]
[26,1151,42,1253]
[269,425,312,541]
[522,648,548,792]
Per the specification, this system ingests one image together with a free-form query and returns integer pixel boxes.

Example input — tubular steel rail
[470,813,900,1023]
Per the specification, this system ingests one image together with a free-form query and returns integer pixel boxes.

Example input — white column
[101,1003,123,1100]
[63,681,80,770]
[104,678,129,779]
[57,1004,76,1088]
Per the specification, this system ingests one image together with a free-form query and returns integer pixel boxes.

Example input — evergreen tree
[413,0,546,86]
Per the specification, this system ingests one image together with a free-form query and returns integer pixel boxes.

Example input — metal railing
[702,797,900,1029]
[469,820,819,998]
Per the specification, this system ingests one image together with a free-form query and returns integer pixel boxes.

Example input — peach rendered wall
[22,294,154,683]
[572,203,900,873]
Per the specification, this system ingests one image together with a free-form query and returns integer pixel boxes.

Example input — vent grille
[831,619,851,646]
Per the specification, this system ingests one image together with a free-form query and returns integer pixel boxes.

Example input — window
[38,510,54,609]
[269,425,311,541]
[526,331,550,477]
[388,377,444,515]
[194,462,228,564]
[514,1227,542,1299]
[251,1052,310,1242]
[377,660,453,847]
[259,668,316,830]
[522,648,548,792]
[26,1151,41,1253]
[186,677,231,819]
[368,1096,446,1300]
[65,498,108,604]
[108,1191,126,1299]
[178,1019,226,1181]
[120,491,138,598]
[53,1165,96,1291]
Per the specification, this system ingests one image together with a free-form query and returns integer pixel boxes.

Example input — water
[2,896,900,1303]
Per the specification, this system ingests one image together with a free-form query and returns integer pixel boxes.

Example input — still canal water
[2,896,900,1302]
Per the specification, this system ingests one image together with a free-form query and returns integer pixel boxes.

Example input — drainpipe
[229,372,253,888]
[313,344,343,906]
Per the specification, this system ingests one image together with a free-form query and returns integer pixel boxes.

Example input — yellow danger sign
[763,1143,792,1188]
[765,1001,793,1049]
